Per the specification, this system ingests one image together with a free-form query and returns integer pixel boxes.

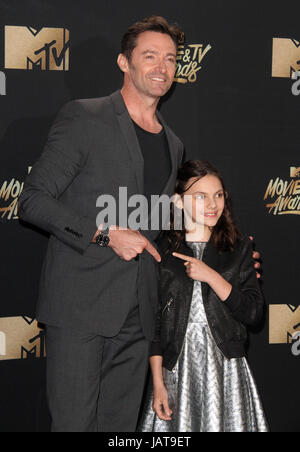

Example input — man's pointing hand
[93,226,161,262]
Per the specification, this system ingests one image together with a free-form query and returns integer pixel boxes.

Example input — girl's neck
[185,225,212,243]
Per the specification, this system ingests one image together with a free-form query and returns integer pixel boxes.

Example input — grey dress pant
[45,301,150,432]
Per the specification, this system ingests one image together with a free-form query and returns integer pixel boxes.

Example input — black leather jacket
[150,234,264,371]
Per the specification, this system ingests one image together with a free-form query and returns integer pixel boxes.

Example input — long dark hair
[166,160,242,253]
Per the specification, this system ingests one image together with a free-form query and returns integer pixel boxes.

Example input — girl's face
[181,174,225,230]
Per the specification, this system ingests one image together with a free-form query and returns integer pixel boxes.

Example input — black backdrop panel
[0,0,299,432]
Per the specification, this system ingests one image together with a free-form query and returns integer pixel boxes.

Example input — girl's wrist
[153,376,165,388]
[204,266,216,285]
[205,269,233,301]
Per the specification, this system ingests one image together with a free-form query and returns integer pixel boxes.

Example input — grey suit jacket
[18,90,184,339]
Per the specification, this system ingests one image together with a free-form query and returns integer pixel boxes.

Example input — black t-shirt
[133,121,171,207]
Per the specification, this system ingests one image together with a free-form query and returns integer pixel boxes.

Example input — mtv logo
[290,167,300,178]
[269,304,300,344]
[0,316,45,361]
[272,38,300,78]
[5,26,69,71]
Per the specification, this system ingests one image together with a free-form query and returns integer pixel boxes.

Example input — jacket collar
[176,236,221,298]
[160,232,220,266]
[110,90,144,194]
[179,235,219,266]
[110,89,178,198]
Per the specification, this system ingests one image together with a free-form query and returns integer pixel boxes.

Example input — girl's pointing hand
[172,252,212,283]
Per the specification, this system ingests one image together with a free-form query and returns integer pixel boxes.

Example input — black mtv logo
[288,322,300,344]
[272,38,300,78]
[29,38,70,71]
[5,26,70,71]
[21,329,46,359]
[286,304,300,344]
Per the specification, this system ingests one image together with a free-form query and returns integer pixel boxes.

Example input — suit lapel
[111,90,179,197]
[156,110,178,197]
[110,90,144,194]
[110,91,180,240]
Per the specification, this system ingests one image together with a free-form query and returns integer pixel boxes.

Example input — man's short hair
[121,16,184,61]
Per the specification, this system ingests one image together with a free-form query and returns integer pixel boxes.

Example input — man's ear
[173,193,183,210]
[117,53,129,74]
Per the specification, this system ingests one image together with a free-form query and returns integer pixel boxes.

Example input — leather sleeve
[149,242,170,357]
[223,237,264,326]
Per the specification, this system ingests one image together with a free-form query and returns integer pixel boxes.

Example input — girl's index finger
[172,252,194,263]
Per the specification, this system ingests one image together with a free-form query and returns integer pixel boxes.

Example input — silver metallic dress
[138,242,269,432]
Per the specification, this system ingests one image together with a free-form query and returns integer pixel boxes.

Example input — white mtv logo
[0,331,6,356]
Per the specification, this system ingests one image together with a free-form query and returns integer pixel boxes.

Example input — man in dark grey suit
[19,16,184,432]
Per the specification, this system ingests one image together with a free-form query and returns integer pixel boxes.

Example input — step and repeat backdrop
[0,0,299,432]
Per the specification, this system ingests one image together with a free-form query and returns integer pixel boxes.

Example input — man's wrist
[92,224,111,241]
[95,227,110,247]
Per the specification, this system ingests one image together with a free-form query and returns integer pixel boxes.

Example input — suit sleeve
[149,239,170,357]
[177,141,185,166]
[18,100,96,254]
[149,267,164,356]
[181,146,186,165]
[223,237,264,326]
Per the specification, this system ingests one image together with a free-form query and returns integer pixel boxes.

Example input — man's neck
[120,86,162,133]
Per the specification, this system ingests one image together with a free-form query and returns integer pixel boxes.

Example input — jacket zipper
[205,315,226,359]
[171,338,185,372]
[162,296,174,315]
[161,295,184,373]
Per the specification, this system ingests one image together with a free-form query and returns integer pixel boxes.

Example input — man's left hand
[249,236,261,279]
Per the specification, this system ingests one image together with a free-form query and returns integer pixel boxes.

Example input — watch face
[96,233,110,247]
[102,235,110,246]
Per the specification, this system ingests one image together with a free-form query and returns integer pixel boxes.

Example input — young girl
[138,160,269,432]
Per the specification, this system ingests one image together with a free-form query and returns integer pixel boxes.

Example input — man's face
[125,31,177,99]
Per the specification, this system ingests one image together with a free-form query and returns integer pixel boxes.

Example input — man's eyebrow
[142,50,158,55]
[142,50,177,57]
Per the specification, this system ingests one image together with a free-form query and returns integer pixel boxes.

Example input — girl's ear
[173,193,183,210]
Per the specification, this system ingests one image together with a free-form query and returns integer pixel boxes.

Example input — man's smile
[148,75,167,83]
